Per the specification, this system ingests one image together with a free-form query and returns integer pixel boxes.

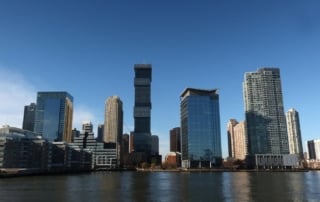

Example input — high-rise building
[151,135,159,155]
[82,121,93,134]
[104,96,123,144]
[227,119,247,160]
[243,68,289,155]
[170,127,181,152]
[129,132,134,153]
[180,88,222,168]
[132,64,152,158]
[286,108,304,159]
[307,139,320,160]
[22,103,36,131]
[96,124,104,143]
[121,133,130,166]
[104,96,123,166]
[34,92,73,142]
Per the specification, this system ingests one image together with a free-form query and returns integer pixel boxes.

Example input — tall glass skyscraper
[133,64,152,156]
[286,108,303,159]
[243,68,289,155]
[34,92,73,142]
[180,88,222,168]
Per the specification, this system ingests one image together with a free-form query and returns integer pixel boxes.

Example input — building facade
[308,139,320,160]
[104,96,123,166]
[227,119,247,160]
[286,108,304,159]
[180,88,222,168]
[132,64,152,160]
[104,96,123,144]
[151,135,159,155]
[243,68,289,155]
[34,92,73,143]
[96,124,104,143]
[170,127,181,153]
[22,103,36,131]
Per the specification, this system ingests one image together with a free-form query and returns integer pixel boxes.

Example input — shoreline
[1,167,315,178]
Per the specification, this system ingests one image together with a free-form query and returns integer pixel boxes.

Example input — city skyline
[1,1,320,157]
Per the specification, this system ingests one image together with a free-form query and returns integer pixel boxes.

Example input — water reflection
[0,171,320,201]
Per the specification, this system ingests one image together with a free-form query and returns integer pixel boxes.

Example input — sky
[1,0,320,158]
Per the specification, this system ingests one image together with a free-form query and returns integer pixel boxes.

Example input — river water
[0,171,319,202]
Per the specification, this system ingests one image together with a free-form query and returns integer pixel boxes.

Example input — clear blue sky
[1,0,320,157]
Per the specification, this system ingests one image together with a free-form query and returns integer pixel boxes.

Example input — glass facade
[34,92,73,142]
[133,64,152,154]
[244,68,289,155]
[180,88,222,168]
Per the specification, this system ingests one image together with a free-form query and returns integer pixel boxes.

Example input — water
[0,171,320,202]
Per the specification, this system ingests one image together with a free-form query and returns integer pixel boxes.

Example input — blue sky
[1,0,320,157]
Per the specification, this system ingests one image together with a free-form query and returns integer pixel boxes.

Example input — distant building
[165,152,181,168]
[96,124,104,143]
[170,127,181,152]
[34,92,73,143]
[129,132,134,153]
[82,121,93,134]
[286,108,304,159]
[307,139,320,160]
[121,134,129,166]
[71,128,80,142]
[151,135,159,155]
[104,96,123,166]
[104,96,123,144]
[132,64,152,163]
[22,103,36,131]
[243,68,289,155]
[180,88,222,168]
[227,119,247,160]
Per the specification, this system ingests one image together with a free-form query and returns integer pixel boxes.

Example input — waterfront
[0,171,319,202]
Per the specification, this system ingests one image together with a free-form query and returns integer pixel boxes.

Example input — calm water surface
[0,171,319,202]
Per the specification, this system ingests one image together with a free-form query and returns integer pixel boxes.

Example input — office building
[243,68,289,155]
[308,139,320,160]
[129,132,134,153]
[227,119,247,160]
[286,108,304,159]
[104,96,123,144]
[22,103,36,131]
[104,96,123,166]
[180,88,222,168]
[151,135,159,155]
[34,92,73,142]
[170,127,181,152]
[132,64,152,160]
[96,124,104,143]
[121,133,130,166]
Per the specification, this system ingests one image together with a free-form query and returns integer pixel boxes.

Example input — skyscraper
[286,108,303,159]
[180,88,222,168]
[34,92,73,142]
[170,127,181,152]
[22,103,36,131]
[104,96,123,144]
[307,139,320,160]
[227,119,247,160]
[243,68,289,155]
[96,124,104,143]
[151,135,159,155]
[133,64,152,158]
[104,96,123,166]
